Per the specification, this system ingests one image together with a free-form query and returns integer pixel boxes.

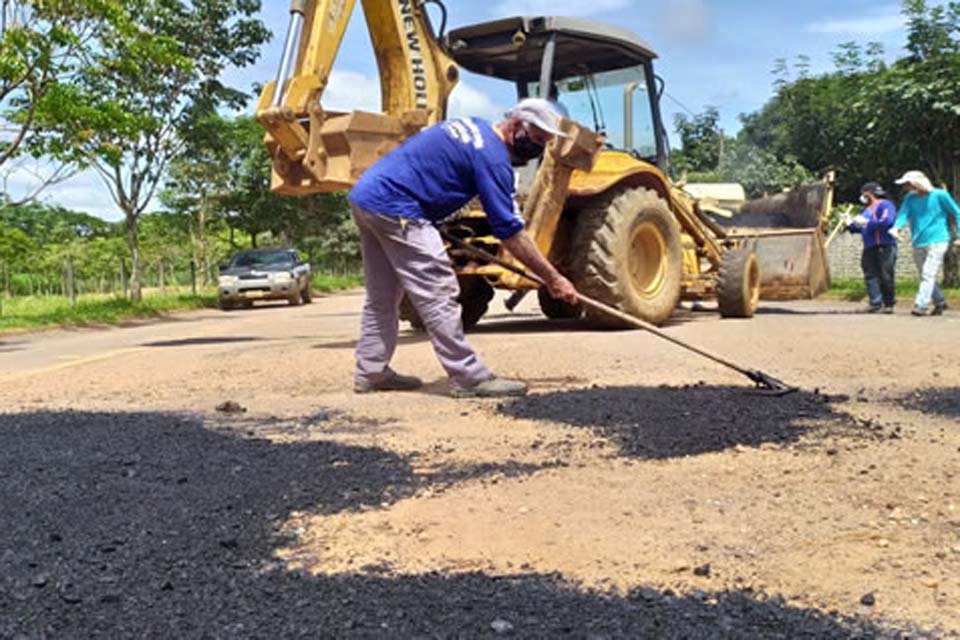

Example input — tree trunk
[120,257,128,298]
[65,256,76,307]
[945,182,960,288]
[158,260,166,294]
[250,232,258,248]
[198,204,208,287]
[124,212,142,302]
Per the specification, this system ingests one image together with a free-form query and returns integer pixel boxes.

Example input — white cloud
[807,12,904,36]
[322,70,382,113]
[323,69,506,122]
[660,0,712,43]
[491,0,629,18]
[449,82,507,122]
[3,165,124,221]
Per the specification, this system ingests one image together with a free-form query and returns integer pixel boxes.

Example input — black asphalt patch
[0,410,914,638]
[499,385,883,460]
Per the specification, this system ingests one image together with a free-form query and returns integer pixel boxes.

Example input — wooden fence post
[190,260,197,296]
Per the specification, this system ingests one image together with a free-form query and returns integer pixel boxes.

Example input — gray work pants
[352,205,492,389]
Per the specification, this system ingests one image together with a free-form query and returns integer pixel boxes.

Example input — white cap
[505,98,569,138]
[894,170,934,192]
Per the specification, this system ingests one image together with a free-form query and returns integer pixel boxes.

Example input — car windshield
[231,251,294,268]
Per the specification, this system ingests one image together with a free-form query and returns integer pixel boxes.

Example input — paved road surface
[1,291,958,638]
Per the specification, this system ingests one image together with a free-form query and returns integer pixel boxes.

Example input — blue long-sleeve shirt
[349,117,525,240]
[846,199,897,248]
[894,188,960,248]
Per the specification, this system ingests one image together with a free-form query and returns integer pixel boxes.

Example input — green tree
[35,0,269,301]
[672,106,724,174]
[0,0,126,203]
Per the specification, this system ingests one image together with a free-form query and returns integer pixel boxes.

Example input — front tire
[717,248,760,318]
[570,186,683,327]
[288,287,302,306]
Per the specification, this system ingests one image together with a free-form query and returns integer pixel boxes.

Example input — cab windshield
[529,65,658,160]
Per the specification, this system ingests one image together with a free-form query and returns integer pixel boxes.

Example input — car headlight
[218,275,238,285]
[270,272,294,283]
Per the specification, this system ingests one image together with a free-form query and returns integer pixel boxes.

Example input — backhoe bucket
[716,178,834,300]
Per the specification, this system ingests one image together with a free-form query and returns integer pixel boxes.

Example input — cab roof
[445,16,657,83]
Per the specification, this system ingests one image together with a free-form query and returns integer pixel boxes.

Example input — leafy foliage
[31,0,270,301]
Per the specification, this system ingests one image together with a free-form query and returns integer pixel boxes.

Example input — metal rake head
[744,370,799,397]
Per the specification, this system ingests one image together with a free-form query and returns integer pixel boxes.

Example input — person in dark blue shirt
[845,181,898,313]
[348,98,578,398]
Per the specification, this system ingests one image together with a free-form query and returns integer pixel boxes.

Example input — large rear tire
[570,186,683,327]
[717,248,760,318]
[399,276,494,332]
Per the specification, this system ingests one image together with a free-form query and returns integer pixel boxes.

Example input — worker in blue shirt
[891,170,960,316]
[845,182,898,313]
[348,98,578,398]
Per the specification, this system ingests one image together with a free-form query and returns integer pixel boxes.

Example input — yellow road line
[12,347,147,379]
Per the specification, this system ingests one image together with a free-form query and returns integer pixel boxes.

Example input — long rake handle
[442,231,792,391]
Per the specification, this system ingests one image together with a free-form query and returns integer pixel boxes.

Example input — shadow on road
[312,332,429,350]
[756,305,866,316]
[896,387,960,420]
[0,410,904,637]
[499,385,867,460]
[143,336,264,348]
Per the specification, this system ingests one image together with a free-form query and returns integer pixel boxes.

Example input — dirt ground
[1,291,958,637]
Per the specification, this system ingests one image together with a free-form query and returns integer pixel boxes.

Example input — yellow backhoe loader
[256,1,833,330]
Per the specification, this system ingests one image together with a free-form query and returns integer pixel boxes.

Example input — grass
[313,273,362,292]
[0,292,218,332]
[826,279,960,304]
[0,274,362,332]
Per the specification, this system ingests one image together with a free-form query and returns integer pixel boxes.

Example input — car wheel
[301,278,313,304]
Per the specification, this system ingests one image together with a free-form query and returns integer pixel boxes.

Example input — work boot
[881,306,895,315]
[910,306,928,317]
[450,377,528,399]
[864,304,882,313]
[932,301,948,316]
[354,372,423,394]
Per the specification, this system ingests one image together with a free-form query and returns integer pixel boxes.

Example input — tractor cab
[445,16,669,169]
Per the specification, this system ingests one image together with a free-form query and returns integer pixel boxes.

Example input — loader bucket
[715,179,834,300]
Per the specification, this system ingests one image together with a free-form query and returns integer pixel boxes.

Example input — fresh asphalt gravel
[0,407,924,638]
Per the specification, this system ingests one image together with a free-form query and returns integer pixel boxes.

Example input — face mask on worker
[509,126,545,166]
[859,194,870,205]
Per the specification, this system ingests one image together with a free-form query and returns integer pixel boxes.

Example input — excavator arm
[256,0,459,195]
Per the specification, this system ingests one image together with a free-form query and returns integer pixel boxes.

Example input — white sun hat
[894,170,934,192]
[505,98,569,138]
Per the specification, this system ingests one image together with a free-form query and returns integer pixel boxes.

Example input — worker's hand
[888,227,902,241]
[547,275,579,306]
[852,215,869,228]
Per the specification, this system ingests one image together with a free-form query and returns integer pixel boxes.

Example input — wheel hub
[627,221,667,298]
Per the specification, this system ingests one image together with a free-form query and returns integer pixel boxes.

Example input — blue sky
[15,0,921,220]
